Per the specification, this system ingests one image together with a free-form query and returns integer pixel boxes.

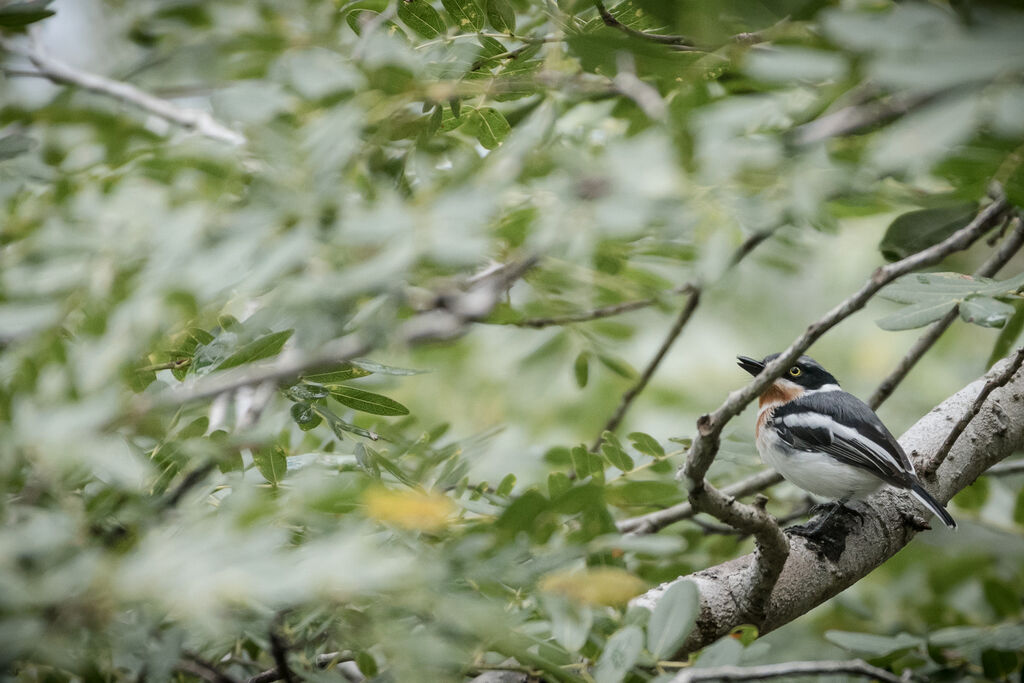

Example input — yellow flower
[363,487,455,532]
[539,567,647,606]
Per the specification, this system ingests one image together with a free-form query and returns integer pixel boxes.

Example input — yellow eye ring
[789,366,802,377]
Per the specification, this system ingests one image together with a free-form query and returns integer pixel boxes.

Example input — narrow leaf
[331,386,410,416]
[485,0,515,33]
[215,329,294,371]
[574,351,590,388]
[594,625,644,683]
[351,359,428,375]
[879,202,977,262]
[397,0,446,38]
[960,297,1014,328]
[647,580,699,659]
[253,445,288,486]
[628,431,664,457]
[440,0,484,31]
[466,107,510,150]
[302,364,373,383]
[876,300,957,331]
[600,432,634,471]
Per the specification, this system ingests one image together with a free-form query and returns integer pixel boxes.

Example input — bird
[736,352,956,535]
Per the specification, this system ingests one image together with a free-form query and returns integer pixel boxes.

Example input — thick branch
[0,35,245,145]
[636,351,1024,654]
[671,658,902,683]
[868,215,1024,408]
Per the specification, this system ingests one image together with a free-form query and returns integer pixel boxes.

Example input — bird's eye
[789,366,802,377]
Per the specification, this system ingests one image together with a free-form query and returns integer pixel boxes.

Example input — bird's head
[736,353,840,392]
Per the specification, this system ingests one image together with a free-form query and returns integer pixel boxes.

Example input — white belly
[757,426,882,501]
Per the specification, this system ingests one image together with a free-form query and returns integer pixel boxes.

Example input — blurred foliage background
[3,0,1024,680]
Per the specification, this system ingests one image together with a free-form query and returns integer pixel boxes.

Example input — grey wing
[771,393,914,487]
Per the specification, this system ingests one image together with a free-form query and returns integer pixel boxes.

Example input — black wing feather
[770,392,914,487]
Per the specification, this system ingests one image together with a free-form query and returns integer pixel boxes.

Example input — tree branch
[0,34,245,146]
[635,350,1024,655]
[926,344,1024,475]
[671,658,902,683]
[987,458,1024,477]
[868,214,1024,409]
[789,90,943,146]
[511,284,695,328]
[591,287,701,451]
[592,0,698,48]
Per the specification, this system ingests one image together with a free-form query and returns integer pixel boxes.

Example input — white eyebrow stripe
[804,383,841,393]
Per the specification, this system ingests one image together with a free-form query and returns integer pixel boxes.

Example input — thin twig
[789,90,944,146]
[592,0,699,48]
[926,345,1024,475]
[869,215,1024,409]
[671,658,901,683]
[591,288,701,451]
[0,35,245,145]
[511,284,693,328]
[616,469,783,534]
[987,458,1024,477]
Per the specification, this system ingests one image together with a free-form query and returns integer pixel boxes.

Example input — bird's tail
[909,480,956,529]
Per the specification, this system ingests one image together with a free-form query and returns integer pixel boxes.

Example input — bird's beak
[737,355,765,377]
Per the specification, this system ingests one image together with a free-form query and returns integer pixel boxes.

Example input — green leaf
[355,651,379,678]
[605,480,683,507]
[397,0,446,38]
[496,473,516,496]
[988,301,1024,368]
[495,489,549,539]
[0,0,55,28]
[628,431,664,457]
[0,133,35,160]
[302,364,373,384]
[600,432,634,471]
[825,630,923,656]
[952,476,988,511]
[465,107,510,150]
[441,0,484,31]
[543,595,593,653]
[485,0,514,33]
[881,272,990,304]
[960,297,1014,327]
[253,445,288,486]
[593,625,644,683]
[647,580,699,659]
[291,403,323,431]
[1013,486,1024,527]
[215,330,294,371]
[878,203,977,262]
[570,445,605,483]
[330,386,410,416]
[598,354,637,379]
[876,300,957,331]
[548,471,571,498]
[573,351,590,388]
[351,360,428,375]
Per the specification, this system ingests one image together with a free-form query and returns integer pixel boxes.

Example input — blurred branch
[134,258,537,412]
[267,627,296,683]
[676,189,1009,627]
[926,344,1024,476]
[0,34,246,146]
[789,90,942,146]
[511,283,695,328]
[592,0,699,49]
[247,652,353,683]
[179,653,240,683]
[987,458,1024,477]
[591,287,701,450]
[635,350,1024,655]
[671,658,902,683]
[612,52,666,120]
[869,215,1024,409]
